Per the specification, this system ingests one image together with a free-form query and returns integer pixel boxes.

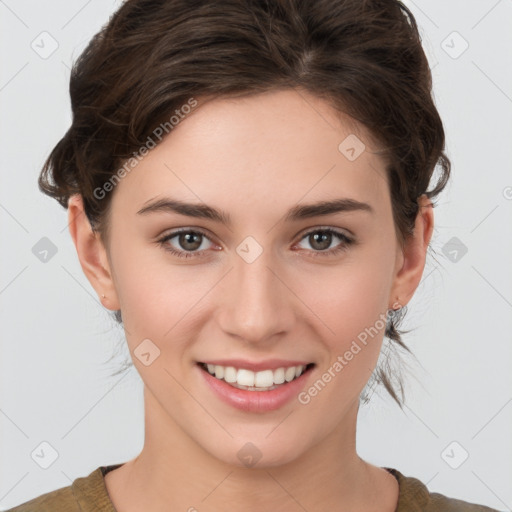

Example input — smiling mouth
[197,362,315,391]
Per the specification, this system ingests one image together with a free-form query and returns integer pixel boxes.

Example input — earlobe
[67,194,120,310]
[388,194,434,310]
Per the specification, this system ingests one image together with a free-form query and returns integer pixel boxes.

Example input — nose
[215,246,296,345]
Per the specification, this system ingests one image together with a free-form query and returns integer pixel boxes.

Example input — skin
[68,88,433,512]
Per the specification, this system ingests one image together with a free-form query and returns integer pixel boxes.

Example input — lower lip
[197,364,314,413]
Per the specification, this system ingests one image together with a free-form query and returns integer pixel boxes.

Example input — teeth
[224,366,237,383]
[203,363,309,389]
[237,368,255,387]
[285,367,296,382]
[254,370,274,388]
[274,367,285,384]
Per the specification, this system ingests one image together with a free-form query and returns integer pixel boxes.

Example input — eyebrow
[136,196,374,225]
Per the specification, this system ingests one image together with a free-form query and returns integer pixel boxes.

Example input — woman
[6,0,501,510]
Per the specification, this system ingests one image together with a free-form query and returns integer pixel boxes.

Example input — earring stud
[388,297,401,311]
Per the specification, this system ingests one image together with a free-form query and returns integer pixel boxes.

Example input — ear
[67,194,120,311]
[388,194,434,310]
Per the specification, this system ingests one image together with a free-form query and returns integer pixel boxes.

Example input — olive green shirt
[5,464,500,511]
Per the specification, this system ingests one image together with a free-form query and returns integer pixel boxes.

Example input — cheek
[110,238,214,356]
[295,264,392,416]
[111,223,394,359]
[298,250,393,339]
[108,234,170,337]
[291,245,395,395]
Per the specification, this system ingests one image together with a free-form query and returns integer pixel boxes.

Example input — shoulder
[4,466,118,512]
[386,468,502,512]
[428,491,502,512]
[4,483,80,512]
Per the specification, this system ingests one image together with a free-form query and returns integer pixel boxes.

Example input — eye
[157,228,216,259]
[295,227,354,258]
[157,227,355,260]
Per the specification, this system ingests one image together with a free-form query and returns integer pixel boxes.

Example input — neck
[104,386,397,512]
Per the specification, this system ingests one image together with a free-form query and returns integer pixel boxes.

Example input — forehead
[111,88,389,217]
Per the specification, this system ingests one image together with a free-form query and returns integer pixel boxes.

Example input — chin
[202,433,307,470]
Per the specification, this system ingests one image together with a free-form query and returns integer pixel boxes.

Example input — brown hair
[39,0,451,408]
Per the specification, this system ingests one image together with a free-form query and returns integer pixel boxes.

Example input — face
[70,88,429,469]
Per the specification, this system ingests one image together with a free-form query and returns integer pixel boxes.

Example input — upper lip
[199,359,313,372]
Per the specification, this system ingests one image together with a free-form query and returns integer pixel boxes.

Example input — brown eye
[177,232,203,251]
[308,231,333,251]
[296,228,354,258]
[157,229,214,259]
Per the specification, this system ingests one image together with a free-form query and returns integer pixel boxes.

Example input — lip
[199,358,312,372]
[196,362,315,413]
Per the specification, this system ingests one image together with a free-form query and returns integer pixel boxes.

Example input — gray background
[1,0,511,509]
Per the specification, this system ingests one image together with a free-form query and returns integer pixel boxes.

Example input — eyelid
[157,225,354,259]
[158,226,217,243]
[297,225,353,239]
[159,225,351,244]
[159,227,219,246]
[293,226,354,251]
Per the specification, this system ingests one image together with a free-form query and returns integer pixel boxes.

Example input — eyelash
[157,227,354,260]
